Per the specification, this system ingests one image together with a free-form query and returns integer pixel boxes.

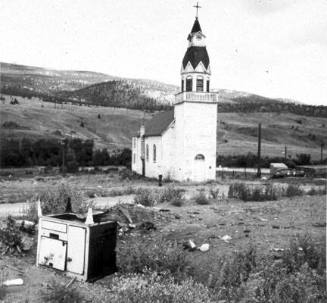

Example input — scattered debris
[221,235,232,243]
[175,214,181,219]
[21,235,34,251]
[4,265,24,274]
[199,243,210,252]
[258,217,268,222]
[139,221,156,231]
[183,239,197,251]
[65,277,76,289]
[312,222,326,228]
[2,279,24,286]
[272,225,280,229]
[158,208,170,212]
[243,229,251,237]
[271,248,285,252]
[118,206,133,224]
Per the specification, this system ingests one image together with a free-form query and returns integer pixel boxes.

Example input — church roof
[191,17,202,33]
[182,46,210,69]
[144,110,174,137]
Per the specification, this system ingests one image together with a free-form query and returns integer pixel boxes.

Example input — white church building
[132,14,218,182]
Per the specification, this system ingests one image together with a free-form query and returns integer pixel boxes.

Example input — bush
[193,191,210,205]
[209,187,219,199]
[307,187,327,196]
[158,185,185,205]
[133,189,156,206]
[0,216,23,254]
[118,237,190,280]
[285,184,303,197]
[228,183,279,201]
[25,184,90,222]
[39,279,84,303]
[281,234,326,275]
[99,271,213,303]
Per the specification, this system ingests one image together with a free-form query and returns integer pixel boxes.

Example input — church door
[193,154,206,182]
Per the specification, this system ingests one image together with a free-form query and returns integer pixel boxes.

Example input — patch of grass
[158,185,185,206]
[0,216,23,254]
[39,279,84,303]
[228,182,279,201]
[208,187,219,199]
[193,191,210,205]
[24,183,91,222]
[118,237,190,281]
[99,271,214,303]
[285,184,304,197]
[307,186,327,196]
[133,188,156,207]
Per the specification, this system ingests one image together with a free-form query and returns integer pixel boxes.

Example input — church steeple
[180,13,211,95]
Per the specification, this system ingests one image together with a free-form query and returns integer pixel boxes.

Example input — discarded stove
[36,202,117,281]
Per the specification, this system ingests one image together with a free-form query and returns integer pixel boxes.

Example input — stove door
[67,226,86,275]
[39,237,67,271]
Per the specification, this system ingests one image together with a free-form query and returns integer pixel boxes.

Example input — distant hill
[1,62,327,117]
[1,96,326,161]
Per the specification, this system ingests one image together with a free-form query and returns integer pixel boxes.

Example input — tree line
[0,137,131,170]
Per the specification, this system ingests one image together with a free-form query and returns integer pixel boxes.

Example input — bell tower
[173,3,218,181]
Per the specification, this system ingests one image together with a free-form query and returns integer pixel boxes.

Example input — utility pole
[257,123,262,178]
[321,142,324,163]
[284,145,287,160]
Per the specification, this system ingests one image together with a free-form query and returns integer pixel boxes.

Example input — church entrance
[193,154,206,182]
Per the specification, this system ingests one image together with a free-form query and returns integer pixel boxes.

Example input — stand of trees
[216,152,321,168]
[0,137,131,170]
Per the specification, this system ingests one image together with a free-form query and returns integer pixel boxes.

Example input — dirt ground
[0,173,326,302]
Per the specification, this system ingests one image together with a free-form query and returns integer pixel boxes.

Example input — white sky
[0,0,326,105]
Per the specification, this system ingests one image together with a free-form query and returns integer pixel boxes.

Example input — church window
[133,153,136,164]
[153,144,156,162]
[146,144,149,161]
[196,77,204,92]
[195,154,205,160]
[186,77,192,92]
[181,80,184,92]
[133,138,136,148]
[206,80,210,92]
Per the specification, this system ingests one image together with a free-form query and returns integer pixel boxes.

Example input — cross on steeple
[193,1,201,18]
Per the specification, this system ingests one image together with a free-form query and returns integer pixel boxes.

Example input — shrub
[39,279,84,303]
[158,185,185,205]
[100,271,214,303]
[25,183,89,222]
[118,237,190,280]
[209,187,219,199]
[192,245,256,302]
[0,216,23,254]
[281,233,326,275]
[133,188,157,207]
[194,191,210,205]
[285,184,303,197]
[228,183,279,201]
[307,187,326,196]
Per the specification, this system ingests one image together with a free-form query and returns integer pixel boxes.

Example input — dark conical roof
[182,46,210,69]
[191,17,202,33]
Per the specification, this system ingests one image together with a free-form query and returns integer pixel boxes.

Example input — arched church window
[196,77,204,92]
[186,77,192,92]
[206,80,210,92]
[146,144,149,161]
[153,144,156,162]
[195,154,205,160]
[181,80,184,92]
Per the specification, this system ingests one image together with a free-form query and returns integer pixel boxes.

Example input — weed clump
[193,190,210,205]
[118,237,190,281]
[25,183,90,222]
[285,184,304,197]
[133,188,156,207]
[228,183,279,201]
[0,216,23,254]
[99,271,214,303]
[39,279,84,303]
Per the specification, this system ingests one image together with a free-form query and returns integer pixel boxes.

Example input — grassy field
[1,95,326,159]
[0,172,325,302]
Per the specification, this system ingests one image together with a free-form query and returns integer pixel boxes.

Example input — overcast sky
[1,0,326,105]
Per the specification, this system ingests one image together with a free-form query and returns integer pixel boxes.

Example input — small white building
[132,15,218,182]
